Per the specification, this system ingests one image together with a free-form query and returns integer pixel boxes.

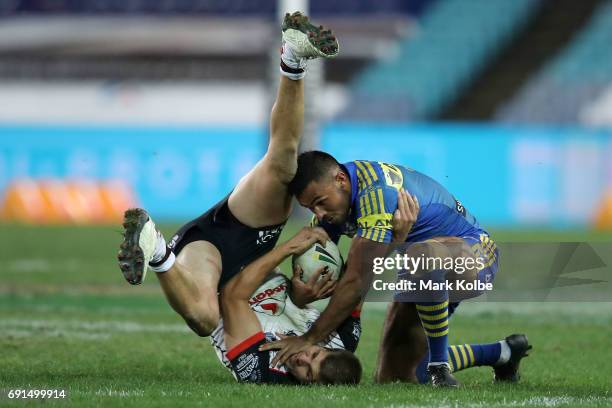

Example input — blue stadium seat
[341,0,542,121]
[497,0,612,124]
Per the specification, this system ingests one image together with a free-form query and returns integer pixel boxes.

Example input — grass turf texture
[1,223,611,407]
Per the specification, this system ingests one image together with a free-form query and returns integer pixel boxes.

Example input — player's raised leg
[229,12,339,227]
[116,13,340,338]
[118,208,221,336]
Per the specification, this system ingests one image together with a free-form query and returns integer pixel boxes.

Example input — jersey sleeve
[227,332,293,384]
[353,161,402,244]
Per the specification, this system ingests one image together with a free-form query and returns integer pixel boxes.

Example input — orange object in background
[594,192,612,230]
[0,179,138,225]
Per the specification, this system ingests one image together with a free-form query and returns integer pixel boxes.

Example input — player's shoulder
[351,160,403,193]
[351,160,382,188]
[352,162,402,218]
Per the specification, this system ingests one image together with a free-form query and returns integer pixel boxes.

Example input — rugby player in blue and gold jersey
[261,151,531,387]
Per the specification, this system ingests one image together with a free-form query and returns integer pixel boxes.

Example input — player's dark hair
[317,350,362,386]
[288,151,341,197]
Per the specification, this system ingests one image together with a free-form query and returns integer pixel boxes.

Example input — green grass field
[1,224,611,407]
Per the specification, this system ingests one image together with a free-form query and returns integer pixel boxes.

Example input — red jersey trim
[227,332,266,361]
[351,308,361,318]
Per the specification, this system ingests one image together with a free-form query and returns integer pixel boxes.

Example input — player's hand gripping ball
[292,241,343,283]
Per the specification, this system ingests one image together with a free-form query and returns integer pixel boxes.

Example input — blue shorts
[393,232,500,304]
[461,232,499,286]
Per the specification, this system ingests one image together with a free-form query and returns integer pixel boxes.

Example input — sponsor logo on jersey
[381,162,403,188]
[455,198,466,216]
[352,323,362,341]
[168,234,179,250]
[358,218,392,229]
[256,225,284,245]
[234,353,259,381]
[249,282,287,316]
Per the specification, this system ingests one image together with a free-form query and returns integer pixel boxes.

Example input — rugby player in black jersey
[117,12,339,337]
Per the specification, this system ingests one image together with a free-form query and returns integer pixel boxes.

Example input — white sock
[280,42,307,80]
[150,252,175,273]
[149,231,175,273]
[496,340,511,366]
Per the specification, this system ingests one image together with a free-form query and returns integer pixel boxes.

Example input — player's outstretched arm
[260,189,419,366]
[221,227,329,349]
[308,189,417,336]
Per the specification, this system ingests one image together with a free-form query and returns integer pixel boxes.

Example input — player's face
[298,171,351,226]
[285,345,329,384]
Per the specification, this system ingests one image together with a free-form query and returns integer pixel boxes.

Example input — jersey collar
[341,162,359,212]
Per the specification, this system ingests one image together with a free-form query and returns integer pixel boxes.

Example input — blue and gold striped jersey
[315,160,485,244]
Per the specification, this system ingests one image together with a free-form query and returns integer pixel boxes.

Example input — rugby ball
[292,241,343,283]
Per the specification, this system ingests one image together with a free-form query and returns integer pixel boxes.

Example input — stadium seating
[496,0,612,124]
[341,0,541,121]
[3,0,423,16]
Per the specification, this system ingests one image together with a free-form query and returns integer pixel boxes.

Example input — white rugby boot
[117,208,161,285]
[281,11,339,60]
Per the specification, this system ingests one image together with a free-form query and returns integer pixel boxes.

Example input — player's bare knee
[184,312,218,337]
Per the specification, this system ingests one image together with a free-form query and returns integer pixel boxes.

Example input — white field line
[0,318,189,340]
[16,300,612,319]
[6,304,161,316]
[88,388,198,398]
[7,258,81,273]
[3,328,111,340]
[93,389,146,398]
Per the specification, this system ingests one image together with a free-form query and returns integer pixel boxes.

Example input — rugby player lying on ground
[117,12,339,338]
[261,152,532,386]
[215,226,362,384]
[210,186,418,384]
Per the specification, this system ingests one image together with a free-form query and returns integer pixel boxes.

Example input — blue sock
[449,343,502,371]
[416,298,449,365]
[416,353,430,383]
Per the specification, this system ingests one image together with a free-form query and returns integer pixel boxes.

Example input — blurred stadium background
[1,0,611,228]
[1,1,611,406]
